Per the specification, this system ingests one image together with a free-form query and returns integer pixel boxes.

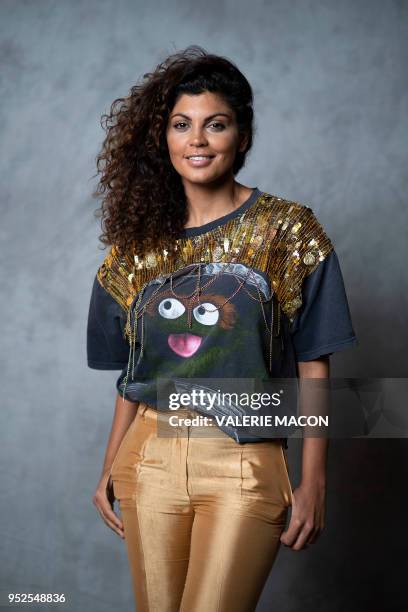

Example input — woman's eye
[173,122,225,130]
[158,298,186,319]
[193,303,219,326]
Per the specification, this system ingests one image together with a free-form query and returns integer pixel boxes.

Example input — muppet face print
[125,262,275,384]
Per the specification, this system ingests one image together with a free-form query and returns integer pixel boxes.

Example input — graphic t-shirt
[87,187,358,442]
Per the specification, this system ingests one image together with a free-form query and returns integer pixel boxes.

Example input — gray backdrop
[1,0,407,610]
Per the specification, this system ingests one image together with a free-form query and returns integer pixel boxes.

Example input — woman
[87,46,358,612]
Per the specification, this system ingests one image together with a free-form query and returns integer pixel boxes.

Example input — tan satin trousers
[110,403,294,612]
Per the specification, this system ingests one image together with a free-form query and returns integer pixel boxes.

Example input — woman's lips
[185,156,214,167]
[168,333,202,357]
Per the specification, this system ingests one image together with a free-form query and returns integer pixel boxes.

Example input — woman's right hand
[92,468,125,539]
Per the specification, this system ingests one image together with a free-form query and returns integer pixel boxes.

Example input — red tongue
[168,333,202,357]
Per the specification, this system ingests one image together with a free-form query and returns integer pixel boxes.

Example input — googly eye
[158,298,186,319]
[193,303,219,326]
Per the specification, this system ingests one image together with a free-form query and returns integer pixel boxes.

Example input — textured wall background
[1,0,407,610]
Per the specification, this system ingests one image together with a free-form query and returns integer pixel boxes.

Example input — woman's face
[166,91,247,186]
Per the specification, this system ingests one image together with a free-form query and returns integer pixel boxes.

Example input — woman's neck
[183,180,253,229]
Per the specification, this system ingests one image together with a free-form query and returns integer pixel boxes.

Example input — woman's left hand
[279,481,326,551]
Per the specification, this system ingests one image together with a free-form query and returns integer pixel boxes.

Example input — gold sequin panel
[97,192,333,334]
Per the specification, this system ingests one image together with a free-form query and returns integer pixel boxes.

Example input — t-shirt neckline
[179,187,262,238]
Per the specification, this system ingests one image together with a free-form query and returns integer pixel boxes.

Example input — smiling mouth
[185,156,216,167]
[185,155,215,159]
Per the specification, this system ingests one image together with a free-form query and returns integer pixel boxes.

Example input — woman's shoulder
[96,244,135,312]
[256,189,330,245]
[258,189,317,218]
[257,190,335,322]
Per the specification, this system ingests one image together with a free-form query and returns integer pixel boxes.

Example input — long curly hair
[92,45,255,257]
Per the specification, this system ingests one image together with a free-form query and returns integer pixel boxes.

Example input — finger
[94,499,125,537]
[104,503,124,531]
[102,502,124,532]
[97,493,124,530]
[302,527,319,546]
[104,515,125,539]
[106,511,124,535]
[280,516,303,547]
[305,521,324,546]
[305,530,319,546]
[290,525,314,551]
[303,511,324,546]
[97,506,125,538]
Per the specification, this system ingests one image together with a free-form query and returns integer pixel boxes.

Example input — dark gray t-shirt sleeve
[86,275,130,370]
[289,250,358,361]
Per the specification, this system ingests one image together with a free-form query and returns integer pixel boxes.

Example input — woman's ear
[238,131,249,152]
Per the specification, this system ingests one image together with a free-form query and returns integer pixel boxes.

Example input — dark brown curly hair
[92,45,255,257]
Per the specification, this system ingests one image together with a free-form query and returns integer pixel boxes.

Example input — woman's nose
[189,127,208,145]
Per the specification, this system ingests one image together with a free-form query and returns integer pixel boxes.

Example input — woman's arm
[92,393,139,539]
[100,393,140,478]
[280,356,329,551]
[299,357,330,489]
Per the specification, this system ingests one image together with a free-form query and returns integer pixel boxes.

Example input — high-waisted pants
[110,403,294,612]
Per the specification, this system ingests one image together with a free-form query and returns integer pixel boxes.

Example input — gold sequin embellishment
[96,192,333,337]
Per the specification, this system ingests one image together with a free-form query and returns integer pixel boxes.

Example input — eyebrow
[170,112,231,121]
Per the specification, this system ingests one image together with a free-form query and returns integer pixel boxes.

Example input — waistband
[138,402,196,418]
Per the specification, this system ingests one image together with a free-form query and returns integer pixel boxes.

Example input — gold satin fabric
[110,403,294,612]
